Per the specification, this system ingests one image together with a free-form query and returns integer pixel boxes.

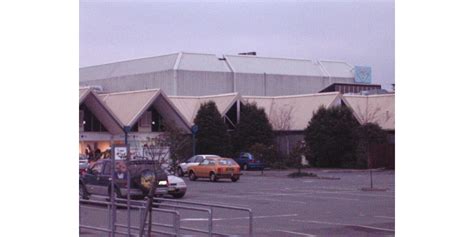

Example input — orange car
[188,157,241,182]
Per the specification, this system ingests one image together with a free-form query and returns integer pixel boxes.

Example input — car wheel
[189,171,197,181]
[243,164,248,171]
[80,183,89,200]
[231,176,239,182]
[172,192,185,199]
[177,168,184,177]
[210,172,218,182]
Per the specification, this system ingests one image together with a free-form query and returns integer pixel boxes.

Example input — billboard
[354,66,372,84]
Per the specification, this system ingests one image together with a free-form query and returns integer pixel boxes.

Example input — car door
[183,156,196,172]
[196,159,210,177]
[83,161,104,195]
[96,161,114,196]
[190,156,203,172]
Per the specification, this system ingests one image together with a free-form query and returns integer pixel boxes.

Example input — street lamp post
[123,126,131,236]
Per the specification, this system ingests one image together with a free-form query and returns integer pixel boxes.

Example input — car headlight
[158,180,168,185]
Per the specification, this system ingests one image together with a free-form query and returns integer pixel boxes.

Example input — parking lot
[80,169,394,236]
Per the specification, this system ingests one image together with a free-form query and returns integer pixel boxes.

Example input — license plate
[226,168,234,171]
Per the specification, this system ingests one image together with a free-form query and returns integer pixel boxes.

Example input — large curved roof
[80,52,356,81]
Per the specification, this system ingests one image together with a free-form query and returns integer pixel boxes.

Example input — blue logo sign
[354,66,372,84]
[191,125,199,134]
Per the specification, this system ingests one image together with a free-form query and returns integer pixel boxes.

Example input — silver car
[167,175,187,198]
[177,154,221,177]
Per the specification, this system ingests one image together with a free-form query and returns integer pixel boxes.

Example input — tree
[193,101,231,156]
[232,102,275,154]
[304,105,360,168]
[355,123,387,168]
[270,104,295,156]
[289,140,307,174]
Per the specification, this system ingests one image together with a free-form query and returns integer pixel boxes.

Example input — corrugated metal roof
[79,87,91,104]
[169,93,240,124]
[80,53,179,81]
[98,89,191,130]
[224,55,327,76]
[343,94,395,130]
[177,52,231,72]
[319,60,354,78]
[242,92,341,131]
[79,88,124,135]
[99,89,161,127]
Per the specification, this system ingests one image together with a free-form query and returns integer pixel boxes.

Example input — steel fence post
[107,203,111,233]
[175,212,180,237]
[208,209,212,237]
[249,210,253,237]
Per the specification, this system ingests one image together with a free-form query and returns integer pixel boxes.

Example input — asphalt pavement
[80,168,395,236]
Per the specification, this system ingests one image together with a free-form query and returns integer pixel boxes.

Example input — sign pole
[191,125,198,156]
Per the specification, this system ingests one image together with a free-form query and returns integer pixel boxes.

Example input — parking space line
[181,214,299,222]
[291,219,395,232]
[275,229,317,237]
[247,191,360,201]
[374,216,395,220]
[198,193,308,204]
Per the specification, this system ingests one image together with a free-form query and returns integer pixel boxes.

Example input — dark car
[79,159,168,200]
[234,152,265,170]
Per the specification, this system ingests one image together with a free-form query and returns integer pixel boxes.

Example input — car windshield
[218,159,237,166]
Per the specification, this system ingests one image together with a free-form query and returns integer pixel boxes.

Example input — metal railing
[80,197,254,237]
[80,198,181,237]
[121,198,215,237]
[154,197,254,237]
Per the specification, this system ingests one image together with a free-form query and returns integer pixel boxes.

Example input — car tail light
[250,159,256,163]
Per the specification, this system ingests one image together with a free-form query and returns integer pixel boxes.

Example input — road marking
[374,216,395,220]
[291,219,395,232]
[181,214,298,222]
[275,229,317,237]
[198,193,308,204]
[247,191,360,201]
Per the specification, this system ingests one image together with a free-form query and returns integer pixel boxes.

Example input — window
[79,104,107,132]
[187,157,196,163]
[195,156,204,163]
[79,110,84,131]
[219,159,232,165]
[203,159,216,166]
[140,111,152,127]
[103,162,111,175]
[91,162,104,175]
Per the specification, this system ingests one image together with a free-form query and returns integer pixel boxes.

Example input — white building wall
[265,75,328,96]
[79,70,175,94]
[176,70,233,96]
[79,69,356,96]
[234,73,265,96]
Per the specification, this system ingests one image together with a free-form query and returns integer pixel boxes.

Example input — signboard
[191,125,199,135]
[114,145,128,160]
[354,66,372,84]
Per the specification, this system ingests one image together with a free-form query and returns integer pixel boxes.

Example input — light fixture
[152,121,155,125]
[83,121,86,125]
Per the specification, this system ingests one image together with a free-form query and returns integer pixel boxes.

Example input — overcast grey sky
[80,0,394,89]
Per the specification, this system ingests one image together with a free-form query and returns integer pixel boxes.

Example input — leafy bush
[232,103,274,154]
[193,101,231,156]
[355,123,388,168]
[304,106,360,168]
